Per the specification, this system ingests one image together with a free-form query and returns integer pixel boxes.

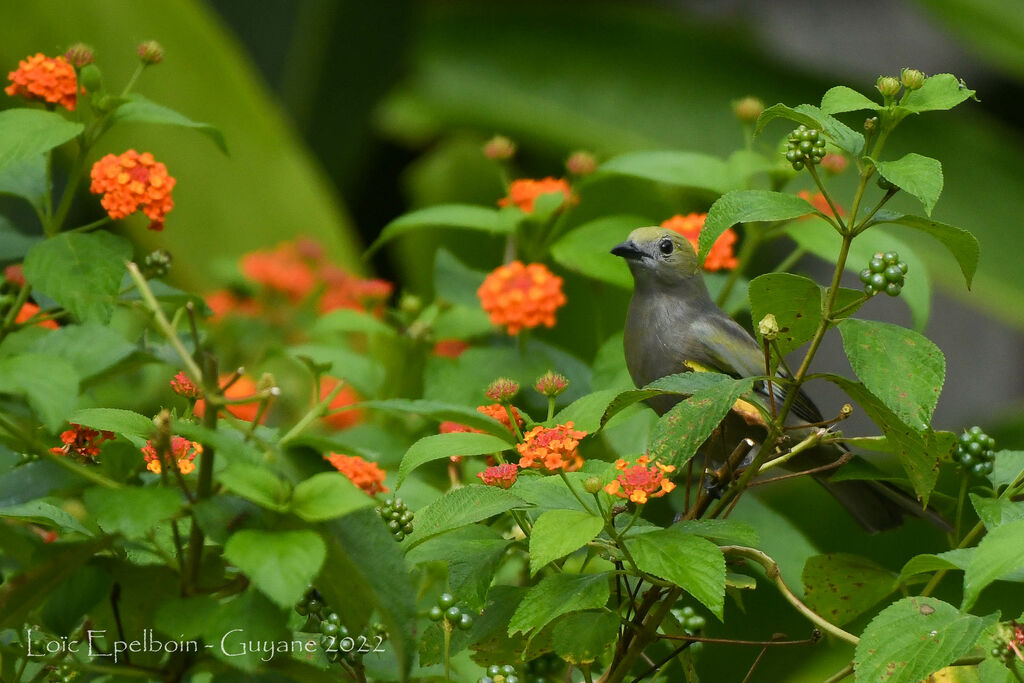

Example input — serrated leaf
[0,460,81,507]
[0,500,92,536]
[598,150,734,194]
[290,472,374,522]
[30,323,137,380]
[402,485,528,549]
[899,74,977,113]
[23,231,132,323]
[529,509,605,576]
[224,529,326,608]
[397,432,513,487]
[551,389,621,433]
[962,518,1024,610]
[626,527,726,618]
[755,103,865,155]
[512,471,598,511]
[872,153,944,216]
[600,372,735,427]
[970,493,1024,530]
[898,549,973,586]
[839,318,945,430]
[700,190,814,263]
[69,408,154,439]
[111,94,227,153]
[820,85,880,114]
[405,525,511,609]
[802,553,897,626]
[367,204,509,254]
[217,463,291,512]
[551,214,649,289]
[82,486,182,536]
[748,273,822,356]
[361,398,516,441]
[0,353,79,431]
[865,211,979,289]
[672,519,760,547]
[854,596,995,683]
[989,450,1024,490]
[40,564,112,636]
[0,109,83,172]
[551,611,619,664]
[508,572,611,636]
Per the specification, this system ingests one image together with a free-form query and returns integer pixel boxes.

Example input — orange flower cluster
[433,339,469,358]
[320,377,362,430]
[194,375,265,423]
[89,150,176,230]
[15,302,59,330]
[478,261,566,335]
[516,422,586,472]
[50,424,115,460]
[319,265,393,315]
[325,453,388,496]
[6,53,78,110]
[604,455,676,504]
[478,463,519,488]
[240,242,317,301]
[798,190,844,219]
[141,437,202,475]
[204,290,262,322]
[661,213,738,271]
[499,177,573,214]
[170,371,201,399]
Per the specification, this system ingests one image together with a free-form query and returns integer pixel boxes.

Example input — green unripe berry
[428,606,444,621]
[869,257,885,272]
[321,622,339,636]
[459,613,474,630]
[884,265,904,282]
[885,283,902,297]
[969,426,984,437]
[438,592,456,608]
[489,665,502,676]
[445,606,462,622]
[792,161,804,170]
[869,273,886,289]
[967,441,983,456]
[877,175,896,191]
[327,612,340,624]
[959,453,975,467]
[307,598,322,614]
[506,676,520,683]
[859,269,873,284]
[883,252,898,264]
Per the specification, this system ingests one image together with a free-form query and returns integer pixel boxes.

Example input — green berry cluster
[427,592,474,630]
[47,664,77,683]
[678,605,706,632]
[784,125,827,170]
[859,251,907,297]
[479,664,521,683]
[953,426,996,477]
[295,586,326,619]
[376,497,414,541]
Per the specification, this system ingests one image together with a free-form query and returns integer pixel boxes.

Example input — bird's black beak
[611,240,645,261]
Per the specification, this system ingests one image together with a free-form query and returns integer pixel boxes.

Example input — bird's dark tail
[814,476,951,534]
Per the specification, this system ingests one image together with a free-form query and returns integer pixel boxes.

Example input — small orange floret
[240,242,317,301]
[319,266,393,314]
[433,339,469,358]
[661,213,738,272]
[15,302,58,330]
[320,377,362,431]
[604,455,676,504]
[798,190,844,219]
[478,463,519,488]
[6,53,78,110]
[516,422,586,472]
[141,436,201,475]
[50,423,115,460]
[499,177,573,214]
[88,150,175,230]
[477,261,566,335]
[478,404,524,433]
[325,453,388,496]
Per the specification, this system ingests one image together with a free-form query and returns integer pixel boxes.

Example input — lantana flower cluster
[50,424,115,460]
[141,437,202,475]
[89,150,176,231]
[478,261,567,335]
[516,422,587,472]
[605,455,676,504]
[661,213,737,272]
[6,53,78,110]
[326,453,388,496]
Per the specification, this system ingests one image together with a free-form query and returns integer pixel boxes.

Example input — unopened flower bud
[583,476,603,494]
[876,76,901,98]
[78,64,103,94]
[534,371,569,398]
[137,40,164,65]
[900,68,925,91]
[153,409,172,433]
[483,135,516,161]
[732,96,764,124]
[64,43,94,68]
[758,314,779,341]
[144,248,173,278]
[485,377,519,403]
[565,151,597,176]
[821,154,847,175]
[864,116,878,132]
[399,293,423,316]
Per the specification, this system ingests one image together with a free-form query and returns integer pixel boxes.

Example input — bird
[611,225,945,533]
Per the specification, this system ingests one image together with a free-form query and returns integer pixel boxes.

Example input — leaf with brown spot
[801,553,896,626]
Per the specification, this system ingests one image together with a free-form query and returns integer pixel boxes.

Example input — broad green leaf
[802,553,897,626]
[970,493,1024,530]
[647,377,754,468]
[508,572,611,636]
[551,388,621,433]
[0,500,91,536]
[600,372,735,427]
[0,460,81,507]
[69,408,154,439]
[512,471,601,511]
[0,354,79,431]
[626,527,726,618]
[368,204,508,254]
[748,273,822,356]
[962,518,1024,610]
[551,611,619,664]
[820,85,880,114]
[989,450,1024,490]
[82,486,182,536]
[864,211,979,288]
[434,247,488,307]
[598,150,733,194]
[839,318,945,430]
[217,463,291,512]
[23,231,132,323]
[0,109,83,172]
[700,190,814,263]
[899,73,977,113]
[898,548,973,586]
[755,102,822,135]
[672,519,760,547]
[40,564,112,636]
[402,485,528,549]
[110,93,228,153]
[529,509,605,576]
[550,214,649,289]
[854,596,995,683]
[290,472,374,522]
[0,154,46,214]
[311,308,396,338]
[872,153,944,216]
[0,216,42,260]
[432,304,494,340]
[405,525,511,609]
[361,398,517,441]
[30,323,137,380]
[754,103,864,156]
[224,529,326,608]
[397,432,513,487]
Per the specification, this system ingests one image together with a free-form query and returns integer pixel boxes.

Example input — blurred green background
[3,1,1023,679]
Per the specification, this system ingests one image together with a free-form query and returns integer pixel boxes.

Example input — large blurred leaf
[0,109,82,172]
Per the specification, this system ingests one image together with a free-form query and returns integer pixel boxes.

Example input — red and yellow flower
[478,261,566,335]
[50,424,115,460]
[325,453,388,496]
[89,150,175,230]
[170,371,201,399]
[661,213,738,272]
[141,436,202,475]
[604,455,676,504]
[516,422,586,472]
[478,463,519,489]
[499,177,573,214]
[6,53,78,111]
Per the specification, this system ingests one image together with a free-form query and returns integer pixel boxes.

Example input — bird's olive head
[611,226,701,284]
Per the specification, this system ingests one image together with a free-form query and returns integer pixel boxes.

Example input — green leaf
[962,518,1024,610]
[217,463,291,512]
[223,529,326,608]
[700,190,814,263]
[405,525,511,609]
[647,377,754,468]
[748,273,823,356]
[0,460,81,507]
[899,73,977,113]
[550,214,648,289]
[512,471,600,512]
[82,486,182,536]
[287,344,383,395]
[0,353,79,432]
[898,549,973,586]
[839,318,945,430]
[0,216,42,261]
[0,109,83,172]
[290,472,374,522]
[872,153,944,216]
[529,509,605,576]
[598,150,734,194]
[397,432,513,487]
[551,611,619,664]
[754,103,865,156]
[40,564,112,636]
[820,85,880,114]
[311,308,396,338]
[802,553,897,626]
[22,231,132,323]
[853,596,995,683]
[552,388,621,433]
[368,204,509,254]
[0,154,46,214]
[433,304,494,340]
[68,408,154,439]
[990,450,1024,490]
[30,323,137,380]
[0,500,91,536]
[626,527,726,618]
[361,398,516,441]
[600,372,736,427]
[508,572,611,636]
[864,211,979,288]
[403,485,528,549]
[434,247,488,307]
[672,519,760,547]
[110,93,228,153]
[970,493,1024,530]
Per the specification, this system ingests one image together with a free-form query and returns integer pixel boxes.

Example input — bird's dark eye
[659,239,674,256]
